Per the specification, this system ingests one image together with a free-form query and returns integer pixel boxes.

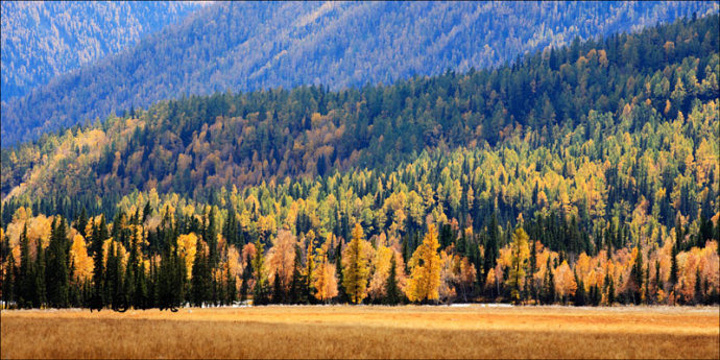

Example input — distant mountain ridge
[0,1,204,101]
[1,1,717,147]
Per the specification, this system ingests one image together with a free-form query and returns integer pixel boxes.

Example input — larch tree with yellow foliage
[342,223,372,304]
[507,227,530,304]
[406,223,441,303]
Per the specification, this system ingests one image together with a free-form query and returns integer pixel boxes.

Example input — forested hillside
[0,15,718,309]
[2,1,717,146]
[0,1,203,101]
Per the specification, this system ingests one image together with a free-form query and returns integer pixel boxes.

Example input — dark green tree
[46,217,69,308]
[384,255,402,305]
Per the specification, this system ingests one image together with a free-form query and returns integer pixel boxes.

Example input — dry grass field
[1,305,718,359]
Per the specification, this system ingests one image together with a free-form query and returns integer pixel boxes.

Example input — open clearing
[1,305,718,359]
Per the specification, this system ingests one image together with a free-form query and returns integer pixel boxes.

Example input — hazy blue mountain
[0,1,204,101]
[1,1,717,147]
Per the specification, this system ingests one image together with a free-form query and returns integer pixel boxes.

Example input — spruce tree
[226,266,237,305]
[573,272,586,306]
[142,201,152,224]
[670,238,679,295]
[694,267,703,305]
[272,270,283,304]
[335,237,347,303]
[91,216,107,310]
[76,207,88,238]
[630,247,643,305]
[240,253,251,304]
[653,260,662,299]
[207,206,219,267]
[32,241,47,308]
[3,252,16,308]
[46,217,69,308]
[529,236,537,302]
[18,223,32,308]
[385,255,402,305]
[483,213,499,276]
[543,256,555,304]
[191,245,209,306]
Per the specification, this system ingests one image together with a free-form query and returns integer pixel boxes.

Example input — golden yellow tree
[507,227,530,304]
[554,260,577,304]
[313,248,338,303]
[342,223,373,304]
[177,232,198,280]
[69,234,93,282]
[368,244,394,301]
[406,223,441,303]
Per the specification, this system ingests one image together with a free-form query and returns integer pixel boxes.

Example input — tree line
[1,201,717,309]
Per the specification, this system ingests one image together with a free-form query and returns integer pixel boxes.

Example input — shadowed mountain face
[0,1,204,101]
[1,1,716,147]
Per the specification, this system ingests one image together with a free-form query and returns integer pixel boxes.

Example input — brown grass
[1,305,718,359]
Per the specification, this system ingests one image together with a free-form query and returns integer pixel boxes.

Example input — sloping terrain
[0,1,203,101]
[2,1,716,146]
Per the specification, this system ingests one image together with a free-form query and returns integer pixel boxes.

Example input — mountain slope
[0,14,718,310]
[2,1,717,146]
[0,1,203,101]
[2,14,717,233]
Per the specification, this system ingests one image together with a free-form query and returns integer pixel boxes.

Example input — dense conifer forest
[0,14,718,310]
[2,1,716,146]
[0,1,202,101]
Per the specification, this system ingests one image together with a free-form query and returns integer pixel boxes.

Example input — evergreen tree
[529,237,538,302]
[91,216,108,309]
[542,256,555,304]
[18,223,32,308]
[142,201,152,224]
[226,266,237,305]
[483,213,500,276]
[670,235,679,295]
[240,253,251,303]
[384,255,402,305]
[207,206,219,267]
[272,269,283,304]
[573,271,586,306]
[694,267,703,305]
[32,241,47,308]
[46,217,69,308]
[76,207,88,238]
[3,251,17,308]
[335,239,347,303]
[191,243,211,307]
[629,247,644,305]
[288,246,305,304]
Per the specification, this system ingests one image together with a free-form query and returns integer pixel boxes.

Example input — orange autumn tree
[406,223,441,303]
[312,247,338,303]
[266,229,297,295]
